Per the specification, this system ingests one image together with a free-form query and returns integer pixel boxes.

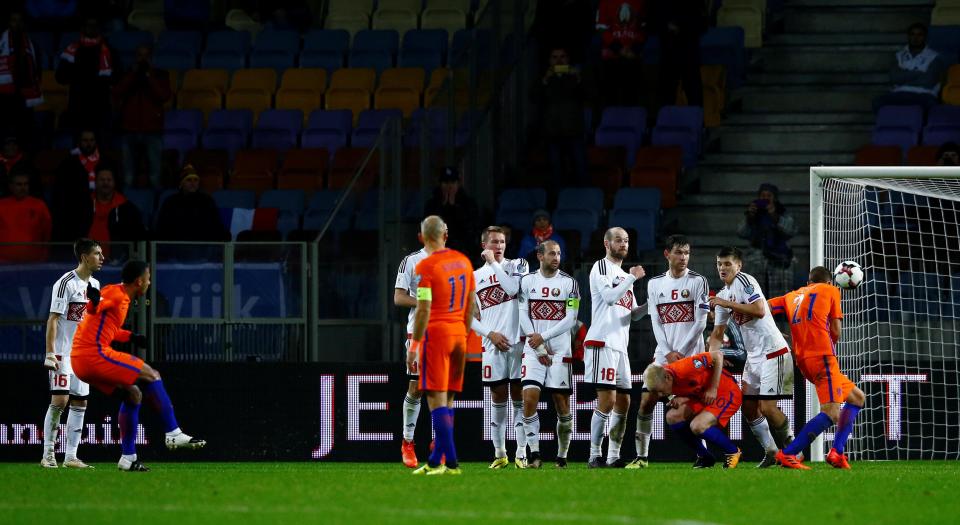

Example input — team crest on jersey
[744,283,755,295]
[551,288,560,297]
[681,289,690,298]
[693,358,704,369]
[656,302,694,324]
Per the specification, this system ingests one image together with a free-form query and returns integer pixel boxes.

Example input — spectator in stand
[56,16,114,140]
[0,137,28,182]
[936,142,959,166]
[535,47,591,187]
[114,44,172,189]
[51,129,101,241]
[595,0,646,107]
[0,10,42,148]
[88,165,146,259]
[423,167,480,256]
[653,0,708,109]
[873,23,946,112]
[737,183,796,297]
[0,171,51,262]
[517,209,567,263]
[155,165,229,242]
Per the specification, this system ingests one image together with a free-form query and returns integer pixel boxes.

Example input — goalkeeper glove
[43,354,60,371]
[130,334,148,349]
[87,283,101,313]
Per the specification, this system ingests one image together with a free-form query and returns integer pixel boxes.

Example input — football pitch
[2,461,958,524]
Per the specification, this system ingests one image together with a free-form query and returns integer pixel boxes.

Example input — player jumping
[769,266,866,470]
[395,245,429,467]
[708,247,795,467]
[517,240,579,468]
[471,226,529,468]
[584,227,645,468]
[41,238,102,469]
[71,260,206,471]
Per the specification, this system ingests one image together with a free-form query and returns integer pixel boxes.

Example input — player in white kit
[630,235,711,468]
[471,226,529,468]
[395,246,431,468]
[708,246,795,467]
[41,238,103,468]
[516,240,579,468]
[584,227,645,468]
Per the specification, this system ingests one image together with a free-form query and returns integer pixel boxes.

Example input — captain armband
[416,287,432,301]
[566,298,580,310]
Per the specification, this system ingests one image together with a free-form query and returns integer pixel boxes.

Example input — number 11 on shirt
[448,274,466,311]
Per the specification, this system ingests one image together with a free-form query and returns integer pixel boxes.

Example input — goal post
[809,166,960,461]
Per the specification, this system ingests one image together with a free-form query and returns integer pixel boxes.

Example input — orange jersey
[769,282,842,359]
[71,284,133,356]
[414,248,475,332]
[666,352,734,398]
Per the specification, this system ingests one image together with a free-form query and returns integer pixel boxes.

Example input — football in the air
[833,261,864,289]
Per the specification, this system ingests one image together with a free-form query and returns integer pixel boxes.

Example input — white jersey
[518,270,580,357]
[395,248,428,334]
[714,272,788,358]
[647,269,710,363]
[473,258,529,344]
[584,258,637,353]
[49,270,100,374]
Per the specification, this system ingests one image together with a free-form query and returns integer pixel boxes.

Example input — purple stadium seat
[651,106,703,167]
[301,29,349,72]
[352,109,403,147]
[202,109,254,160]
[595,106,647,166]
[404,108,448,147]
[252,109,303,151]
[302,110,353,156]
[876,105,924,133]
[163,109,203,162]
[250,29,300,72]
[400,29,447,70]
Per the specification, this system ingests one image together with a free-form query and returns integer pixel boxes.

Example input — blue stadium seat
[201,30,251,70]
[124,188,156,227]
[404,108,448,147]
[213,189,257,209]
[450,28,492,69]
[400,29,447,70]
[250,29,301,72]
[608,209,657,253]
[556,187,604,215]
[614,187,662,211]
[354,30,400,55]
[302,109,353,154]
[162,109,203,162]
[498,188,546,211]
[495,209,534,232]
[157,30,203,55]
[700,26,746,89]
[349,50,394,72]
[552,209,599,251]
[202,109,254,160]
[301,29,350,71]
[352,109,403,147]
[652,106,703,167]
[304,190,353,232]
[107,30,154,70]
[595,106,647,166]
[353,190,381,231]
[260,189,306,214]
[928,25,960,64]
[252,109,303,151]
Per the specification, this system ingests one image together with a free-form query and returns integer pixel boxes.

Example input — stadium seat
[423,67,452,106]
[630,146,683,208]
[400,29,447,70]
[375,67,425,116]
[162,109,204,162]
[107,30,154,70]
[350,29,399,72]
[652,106,703,167]
[353,190,382,231]
[250,29,300,72]
[304,190,354,233]
[252,109,303,151]
[301,29,350,71]
[201,31,251,71]
[352,109,403,147]
[278,149,329,192]
[403,107,448,147]
[324,11,370,37]
[178,69,229,118]
[230,149,280,193]
[854,145,902,166]
[328,0,375,15]
[495,209,534,232]
[124,188,156,226]
[595,106,647,166]
[421,8,467,36]
[325,68,376,122]
[372,8,419,35]
[556,187,603,215]
[127,10,166,38]
[928,26,960,65]
[942,64,960,105]
[675,64,727,127]
[185,149,229,192]
[226,69,277,120]
[302,110,354,154]
[922,107,960,145]
[552,209,599,251]
[873,105,923,150]
[614,187,662,212]
[717,5,762,48]
[906,145,939,166]
[202,109,254,160]
[328,148,379,190]
[37,71,68,121]
[498,188,546,211]
[449,29,493,69]
[378,0,422,11]
[213,189,257,209]
[429,0,472,11]
[932,5,960,26]
[700,26,746,89]
[587,146,626,207]
[608,209,657,253]
[260,189,306,214]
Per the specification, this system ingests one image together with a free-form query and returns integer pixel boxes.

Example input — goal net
[810,167,960,461]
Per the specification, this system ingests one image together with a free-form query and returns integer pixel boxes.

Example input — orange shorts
[797,354,856,404]
[418,325,466,393]
[687,374,742,428]
[71,346,144,394]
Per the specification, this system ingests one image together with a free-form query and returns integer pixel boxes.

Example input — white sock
[556,413,573,459]
[165,427,183,438]
[65,406,86,459]
[402,394,421,442]
[512,400,526,459]
[749,416,778,453]
[771,418,794,449]
[635,413,653,458]
[523,413,540,453]
[606,410,626,462]
[43,404,64,453]
[590,409,609,458]
[491,401,508,458]
[121,453,137,463]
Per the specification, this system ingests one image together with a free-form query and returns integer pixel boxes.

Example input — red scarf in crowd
[533,224,554,244]
[70,147,100,190]
[0,151,23,173]
[60,36,112,77]
[0,30,43,106]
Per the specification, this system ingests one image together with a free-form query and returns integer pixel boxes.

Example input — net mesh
[818,176,960,460]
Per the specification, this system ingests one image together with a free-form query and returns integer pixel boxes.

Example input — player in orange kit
[768,266,866,470]
[642,351,744,469]
[71,260,205,472]
[408,216,475,476]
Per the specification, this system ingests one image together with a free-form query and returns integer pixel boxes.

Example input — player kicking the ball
[71,260,205,471]
[41,238,102,469]
[642,351,744,469]
[584,227,645,468]
[768,266,866,470]
[708,247,795,468]
[471,226,530,469]
[517,240,579,468]
[395,245,429,467]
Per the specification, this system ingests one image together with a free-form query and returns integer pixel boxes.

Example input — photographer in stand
[736,183,797,297]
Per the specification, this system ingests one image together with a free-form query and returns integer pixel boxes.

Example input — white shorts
[49,367,89,398]
[404,336,420,378]
[584,345,632,392]
[742,348,794,399]
[521,351,573,393]
[481,341,523,385]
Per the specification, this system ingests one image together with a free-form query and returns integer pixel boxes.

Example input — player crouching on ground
[642,351,744,469]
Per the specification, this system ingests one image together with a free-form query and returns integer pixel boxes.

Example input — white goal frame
[809,166,960,461]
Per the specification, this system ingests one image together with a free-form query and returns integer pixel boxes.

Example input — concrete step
[718,124,872,153]
[784,7,931,34]
[766,32,903,47]
[697,166,813,193]
[758,46,896,73]
[721,112,874,126]
[739,86,883,113]
[745,72,888,86]
[680,192,809,207]
[672,210,811,234]
[699,152,854,167]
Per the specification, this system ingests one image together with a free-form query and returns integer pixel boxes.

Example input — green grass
[2,461,958,524]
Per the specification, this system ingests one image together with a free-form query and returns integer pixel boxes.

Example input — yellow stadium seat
[718,6,762,48]
[328,0,375,15]
[421,8,466,34]
[377,0,422,11]
[676,65,727,127]
[276,69,327,122]
[226,69,277,121]
[933,5,960,25]
[178,69,229,118]
[280,68,328,92]
[329,68,377,92]
[943,65,960,105]
[423,67,450,106]
[325,68,376,122]
[127,9,165,38]
[722,0,765,28]
[375,67,425,116]
[372,9,419,34]
[38,70,67,118]
[324,11,371,36]
[276,90,323,122]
